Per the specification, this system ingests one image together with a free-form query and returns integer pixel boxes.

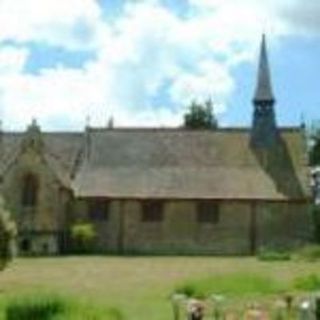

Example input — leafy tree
[183,99,218,129]
[0,197,16,270]
[71,223,96,254]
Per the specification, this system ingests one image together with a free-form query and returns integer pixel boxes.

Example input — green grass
[2,293,124,320]
[6,294,65,320]
[293,273,320,291]
[174,273,285,298]
[0,257,320,320]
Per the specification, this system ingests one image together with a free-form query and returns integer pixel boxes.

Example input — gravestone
[243,304,268,320]
[272,298,287,320]
[187,299,205,320]
[210,294,226,320]
[171,294,186,320]
[298,299,315,320]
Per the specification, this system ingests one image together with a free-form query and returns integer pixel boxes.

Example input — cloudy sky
[0,0,319,130]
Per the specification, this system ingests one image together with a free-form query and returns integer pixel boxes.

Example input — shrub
[5,294,125,320]
[293,274,320,291]
[257,247,291,261]
[296,245,320,261]
[0,197,16,270]
[70,223,96,254]
[6,295,65,320]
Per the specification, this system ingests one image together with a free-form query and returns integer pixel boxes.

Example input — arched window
[21,174,38,207]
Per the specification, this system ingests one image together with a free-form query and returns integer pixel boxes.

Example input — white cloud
[0,0,101,49]
[0,46,29,74]
[0,0,316,130]
[170,61,234,111]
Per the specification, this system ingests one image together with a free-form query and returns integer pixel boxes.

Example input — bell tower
[250,34,278,148]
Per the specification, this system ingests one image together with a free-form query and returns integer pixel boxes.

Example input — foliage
[6,295,65,320]
[257,247,291,261]
[5,294,125,320]
[0,197,16,270]
[70,223,96,254]
[295,244,320,261]
[183,99,218,129]
[174,273,284,298]
[293,273,320,291]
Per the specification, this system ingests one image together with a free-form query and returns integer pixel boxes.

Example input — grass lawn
[0,256,320,319]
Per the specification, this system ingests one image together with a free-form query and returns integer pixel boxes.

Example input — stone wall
[1,147,65,255]
[75,198,311,255]
[256,201,312,250]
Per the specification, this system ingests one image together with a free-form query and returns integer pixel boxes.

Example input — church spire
[250,34,278,149]
[253,34,275,105]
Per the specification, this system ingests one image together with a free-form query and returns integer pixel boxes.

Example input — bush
[257,247,291,261]
[70,223,96,254]
[293,274,320,291]
[0,197,16,270]
[6,295,65,320]
[5,294,125,320]
[295,245,320,261]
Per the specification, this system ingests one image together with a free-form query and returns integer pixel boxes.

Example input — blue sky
[0,0,319,130]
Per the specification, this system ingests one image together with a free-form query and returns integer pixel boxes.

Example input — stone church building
[0,36,312,255]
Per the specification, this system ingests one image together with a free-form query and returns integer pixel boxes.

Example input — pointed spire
[253,34,275,105]
[251,35,278,149]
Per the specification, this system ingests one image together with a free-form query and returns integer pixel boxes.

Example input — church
[0,36,312,255]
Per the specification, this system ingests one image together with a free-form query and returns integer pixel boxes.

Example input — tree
[0,197,16,270]
[183,99,218,129]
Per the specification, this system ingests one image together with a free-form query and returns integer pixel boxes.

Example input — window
[142,200,164,222]
[19,238,31,252]
[21,174,38,207]
[88,199,109,221]
[197,201,219,224]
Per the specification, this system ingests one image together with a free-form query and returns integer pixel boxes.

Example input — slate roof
[72,127,310,200]
[253,34,275,104]
[0,132,83,188]
[0,127,310,200]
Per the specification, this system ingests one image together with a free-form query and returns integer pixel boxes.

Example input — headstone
[244,304,268,320]
[272,298,287,320]
[210,294,226,320]
[171,293,186,320]
[298,299,315,320]
[187,299,205,320]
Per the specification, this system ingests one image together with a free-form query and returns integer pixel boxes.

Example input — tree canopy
[0,197,16,270]
[183,99,218,129]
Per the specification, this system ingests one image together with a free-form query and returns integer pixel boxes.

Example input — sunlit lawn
[0,257,319,319]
